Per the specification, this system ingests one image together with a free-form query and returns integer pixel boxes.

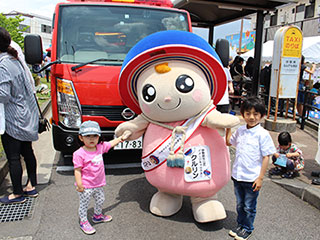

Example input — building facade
[251,0,320,42]
[4,11,52,50]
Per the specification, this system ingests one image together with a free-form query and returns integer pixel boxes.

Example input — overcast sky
[1,0,251,40]
[1,0,67,17]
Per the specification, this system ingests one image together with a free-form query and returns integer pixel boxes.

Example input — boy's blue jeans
[232,178,260,233]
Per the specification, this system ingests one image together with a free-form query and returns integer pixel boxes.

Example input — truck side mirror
[215,38,229,68]
[24,34,43,65]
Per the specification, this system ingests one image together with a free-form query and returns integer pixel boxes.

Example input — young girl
[73,120,124,235]
[271,131,304,179]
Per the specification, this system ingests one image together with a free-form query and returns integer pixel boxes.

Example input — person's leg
[78,189,93,223]
[233,179,246,228]
[1,133,24,196]
[93,187,105,216]
[21,141,37,190]
[78,189,96,234]
[45,70,49,82]
[241,181,260,233]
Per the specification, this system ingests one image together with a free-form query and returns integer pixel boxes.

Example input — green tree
[0,13,29,49]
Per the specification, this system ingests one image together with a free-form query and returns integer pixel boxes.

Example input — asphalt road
[1,150,320,240]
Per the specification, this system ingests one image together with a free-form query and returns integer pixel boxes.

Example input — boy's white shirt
[230,124,276,182]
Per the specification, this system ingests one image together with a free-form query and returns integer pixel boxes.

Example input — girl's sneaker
[80,220,96,235]
[92,214,112,223]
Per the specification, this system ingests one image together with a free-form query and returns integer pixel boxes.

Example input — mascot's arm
[201,109,240,136]
[115,114,149,141]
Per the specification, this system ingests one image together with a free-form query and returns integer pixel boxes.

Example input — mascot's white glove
[115,115,149,141]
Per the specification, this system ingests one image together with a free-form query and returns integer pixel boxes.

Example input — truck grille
[81,105,135,121]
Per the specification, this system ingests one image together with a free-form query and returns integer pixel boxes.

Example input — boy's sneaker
[80,220,96,235]
[92,214,112,223]
[235,229,252,240]
[229,226,242,237]
[269,167,283,176]
[281,171,295,179]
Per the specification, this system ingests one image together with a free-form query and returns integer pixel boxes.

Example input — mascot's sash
[141,104,215,171]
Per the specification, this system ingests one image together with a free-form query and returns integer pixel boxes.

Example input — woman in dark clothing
[244,57,254,78]
[297,55,316,122]
[230,56,244,96]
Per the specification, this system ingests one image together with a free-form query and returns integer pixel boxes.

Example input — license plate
[114,136,143,150]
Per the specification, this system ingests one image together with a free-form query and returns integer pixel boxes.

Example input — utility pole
[238,18,244,54]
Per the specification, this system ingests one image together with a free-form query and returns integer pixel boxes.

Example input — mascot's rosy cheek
[192,89,204,102]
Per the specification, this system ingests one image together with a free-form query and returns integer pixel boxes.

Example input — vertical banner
[316,123,320,165]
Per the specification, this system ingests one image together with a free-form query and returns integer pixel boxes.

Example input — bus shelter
[174,0,298,96]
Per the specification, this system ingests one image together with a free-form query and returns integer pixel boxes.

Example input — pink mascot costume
[115,30,239,223]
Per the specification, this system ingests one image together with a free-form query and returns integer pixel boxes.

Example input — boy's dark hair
[240,97,266,116]
[278,131,292,146]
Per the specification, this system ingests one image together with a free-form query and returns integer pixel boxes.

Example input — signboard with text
[270,26,303,98]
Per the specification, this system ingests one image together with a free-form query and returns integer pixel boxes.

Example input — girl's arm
[74,167,84,192]
[253,155,270,191]
[273,152,280,158]
[286,152,300,158]
[109,136,124,148]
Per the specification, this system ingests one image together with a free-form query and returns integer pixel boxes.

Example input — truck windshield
[58,5,189,65]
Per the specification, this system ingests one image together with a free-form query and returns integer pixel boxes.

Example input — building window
[305,4,315,19]
[41,24,51,34]
[296,4,305,13]
[270,11,278,26]
[292,8,295,14]
[19,24,30,33]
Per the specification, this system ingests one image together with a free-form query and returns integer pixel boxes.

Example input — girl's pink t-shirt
[73,142,111,188]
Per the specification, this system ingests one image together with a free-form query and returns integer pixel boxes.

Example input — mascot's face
[137,61,211,122]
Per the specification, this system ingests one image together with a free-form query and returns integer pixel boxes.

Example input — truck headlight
[57,78,81,128]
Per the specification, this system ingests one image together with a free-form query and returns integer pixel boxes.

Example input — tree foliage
[0,13,29,49]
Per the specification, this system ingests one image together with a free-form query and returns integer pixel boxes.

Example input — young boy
[271,131,304,179]
[226,97,276,240]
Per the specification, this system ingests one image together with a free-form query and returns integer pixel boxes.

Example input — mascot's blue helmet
[119,30,227,114]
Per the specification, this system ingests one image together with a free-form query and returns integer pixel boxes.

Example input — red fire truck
[24,0,192,162]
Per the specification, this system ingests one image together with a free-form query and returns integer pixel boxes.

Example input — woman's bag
[0,103,5,135]
[233,74,242,82]
[233,66,243,82]
[34,95,50,134]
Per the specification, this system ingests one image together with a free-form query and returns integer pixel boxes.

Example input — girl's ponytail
[7,45,18,59]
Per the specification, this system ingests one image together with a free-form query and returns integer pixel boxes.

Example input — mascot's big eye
[142,84,156,102]
[176,74,194,93]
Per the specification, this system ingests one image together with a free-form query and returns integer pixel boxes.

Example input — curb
[272,178,320,210]
[0,100,51,185]
[0,156,8,185]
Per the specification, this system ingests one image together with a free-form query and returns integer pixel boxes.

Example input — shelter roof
[173,0,298,26]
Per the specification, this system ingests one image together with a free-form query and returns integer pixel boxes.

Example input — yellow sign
[282,27,303,58]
